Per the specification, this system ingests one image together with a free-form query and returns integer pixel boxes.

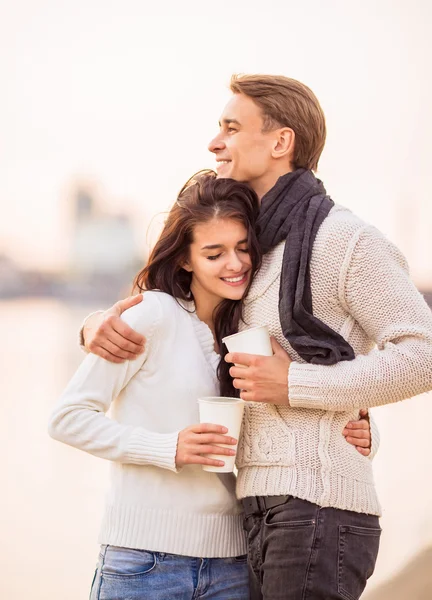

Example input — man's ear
[271,127,295,160]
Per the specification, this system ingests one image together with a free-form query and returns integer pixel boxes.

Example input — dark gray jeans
[242,495,381,600]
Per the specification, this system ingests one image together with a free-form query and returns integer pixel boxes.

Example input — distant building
[69,185,140,276]
[0,254,26,296]
[74,188,95,220]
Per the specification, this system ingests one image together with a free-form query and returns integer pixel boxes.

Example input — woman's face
[184,217,252,311]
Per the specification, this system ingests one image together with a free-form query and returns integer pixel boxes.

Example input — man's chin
[216,166,249,184]
[216,164,233,179]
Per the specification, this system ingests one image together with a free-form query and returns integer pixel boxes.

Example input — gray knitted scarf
[256,168,355,365]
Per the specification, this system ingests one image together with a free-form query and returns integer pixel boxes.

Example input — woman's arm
[49,294,179,472]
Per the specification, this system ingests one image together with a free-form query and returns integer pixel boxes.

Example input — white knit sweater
[49,291,246,558]
[236,205,432,515]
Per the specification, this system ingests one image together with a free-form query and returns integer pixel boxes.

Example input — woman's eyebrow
[201,239,248,250]
[201,244,223,250]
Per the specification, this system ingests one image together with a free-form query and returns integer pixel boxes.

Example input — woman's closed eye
[207,254,222,261]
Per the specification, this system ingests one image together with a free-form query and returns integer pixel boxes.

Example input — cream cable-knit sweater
[49,291,246,558]
[236,205,432,515]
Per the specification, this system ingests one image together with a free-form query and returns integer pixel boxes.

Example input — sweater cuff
[125,429,180,472]
[288,363,325,410]
[79,310,104,353]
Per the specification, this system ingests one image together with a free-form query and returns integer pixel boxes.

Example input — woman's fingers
[189,423,228,435]
[356,446,371,457]
[345,436,370,448]
[176,424,238,468]
[343,420,370,444]
[343,420,369,434]
[184,455,226,467]
[192,445,236,456]
[193,433,237,446]
[186,425,237,445]
[180,444,235,468]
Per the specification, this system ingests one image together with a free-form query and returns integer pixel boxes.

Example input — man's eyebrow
[201,239,248,251]
[218,118,241,127]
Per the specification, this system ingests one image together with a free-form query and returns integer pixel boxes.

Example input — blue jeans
[90,545,249,600]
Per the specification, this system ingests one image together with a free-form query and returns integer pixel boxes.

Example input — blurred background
[1,1,431,598]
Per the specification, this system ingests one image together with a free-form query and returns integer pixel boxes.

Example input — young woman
[49,171,261,600]
[49,170,371,600]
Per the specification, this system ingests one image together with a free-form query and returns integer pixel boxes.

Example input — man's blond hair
[230,74,326,172]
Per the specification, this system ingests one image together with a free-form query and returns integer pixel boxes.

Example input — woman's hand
[343,409,371,456]
[175,423,237,469]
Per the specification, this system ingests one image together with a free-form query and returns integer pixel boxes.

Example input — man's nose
[208,134,225,153]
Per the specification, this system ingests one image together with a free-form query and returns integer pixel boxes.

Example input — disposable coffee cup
[222,326,273,360]
[198,396,245,473]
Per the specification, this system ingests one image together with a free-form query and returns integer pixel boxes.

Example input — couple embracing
[49,74,432,600]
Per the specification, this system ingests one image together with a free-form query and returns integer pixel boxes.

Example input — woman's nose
[226,253,243,271]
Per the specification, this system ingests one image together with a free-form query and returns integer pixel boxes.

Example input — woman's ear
[181,260,193,272]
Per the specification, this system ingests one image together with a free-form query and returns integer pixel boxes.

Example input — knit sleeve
[48,292,179,472]
[289,226,432,411]
[368,410,380,461]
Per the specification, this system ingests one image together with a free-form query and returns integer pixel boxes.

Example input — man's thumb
[115,294,143,314]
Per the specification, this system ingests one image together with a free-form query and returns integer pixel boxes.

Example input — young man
[81,75,432,599]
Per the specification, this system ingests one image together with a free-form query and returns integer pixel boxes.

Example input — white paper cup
[198,396,245,473]
[222,326,273,358]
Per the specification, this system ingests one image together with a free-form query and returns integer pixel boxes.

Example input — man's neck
[251,166,294,202]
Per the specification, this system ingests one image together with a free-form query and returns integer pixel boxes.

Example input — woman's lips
[220,272,249,286]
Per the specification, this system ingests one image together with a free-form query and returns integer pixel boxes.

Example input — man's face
[208,93,277,190]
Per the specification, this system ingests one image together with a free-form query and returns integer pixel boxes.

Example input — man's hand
[176,423,238,469]
[226,336,372,454]
[343,409,371,457]
[84,294,146,363]
[226,337,292,405]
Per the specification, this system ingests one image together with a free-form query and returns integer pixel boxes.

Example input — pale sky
[1,0,431,285]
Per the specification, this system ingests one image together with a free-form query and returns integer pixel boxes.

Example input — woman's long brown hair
[133,170,262,396]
